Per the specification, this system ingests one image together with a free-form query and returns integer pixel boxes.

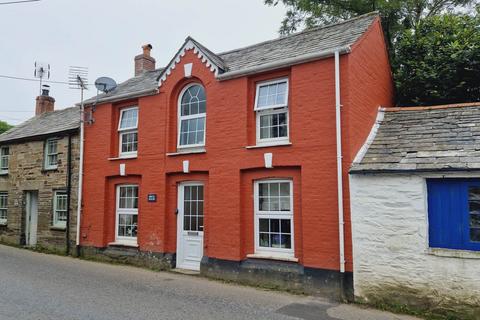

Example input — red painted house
[79,12,393,298]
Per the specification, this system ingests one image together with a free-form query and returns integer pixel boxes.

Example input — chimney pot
[135,43,156,76]
[41,84,50,96]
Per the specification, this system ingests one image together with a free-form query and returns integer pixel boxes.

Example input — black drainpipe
[65,133,73,255]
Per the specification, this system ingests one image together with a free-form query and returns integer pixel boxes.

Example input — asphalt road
[0,245,419,320]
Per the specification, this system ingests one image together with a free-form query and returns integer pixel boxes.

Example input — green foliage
[265,0,480,106]
[393,13,480,105]
[0,121,13,134]
[265,0,476,49]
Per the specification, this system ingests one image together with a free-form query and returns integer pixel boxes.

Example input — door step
[171,268,200,276]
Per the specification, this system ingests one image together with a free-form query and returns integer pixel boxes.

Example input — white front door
[25,191,38,246]
[176,183,204,271]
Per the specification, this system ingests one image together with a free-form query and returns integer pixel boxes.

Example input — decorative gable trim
[158,39,223,87]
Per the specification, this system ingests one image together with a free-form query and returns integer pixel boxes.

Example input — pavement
[0,245,420,320]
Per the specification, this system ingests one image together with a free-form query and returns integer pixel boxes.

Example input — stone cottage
[349,103,480,318]
[0,86,80,253]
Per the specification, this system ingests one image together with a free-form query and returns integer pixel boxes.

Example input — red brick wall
[80,20,393,272]
[342,17,394,271]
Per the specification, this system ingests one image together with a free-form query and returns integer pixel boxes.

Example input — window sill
[0,223,7,227]
[50,226,66,231]
[108,241,139,248]
[246,253,298,262]
[108,155,138,161]
[42,168,58,173]
[167,147,206,157]
[426,247,480,259]
[0,172,8,176]
[246,142,292,149]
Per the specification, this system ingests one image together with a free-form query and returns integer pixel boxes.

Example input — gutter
[334,51,346,276]
[217,46,351,81]
[82,88,158,107]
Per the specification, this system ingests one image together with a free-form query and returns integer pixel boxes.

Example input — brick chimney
[35,85,55,116]
[134,44,156,76]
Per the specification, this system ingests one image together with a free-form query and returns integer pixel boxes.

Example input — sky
[0,0,286,125]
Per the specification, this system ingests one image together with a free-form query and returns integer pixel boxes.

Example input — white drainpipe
[335,50,346,274]
[76,91,84,251]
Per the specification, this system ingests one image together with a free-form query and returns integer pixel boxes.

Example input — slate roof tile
[0,107,79,143]
[351,104,480,173]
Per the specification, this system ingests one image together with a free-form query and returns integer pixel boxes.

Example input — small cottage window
[178,84,206,148]
[254,78,289,146]
[118,107,138,158]
[0,192,7,225]
[427,179,480,251]
[44,139,58,170]
[53,191,67,228]
[254,180,294,257]
[116,185,138,244]
[0,146,9,174]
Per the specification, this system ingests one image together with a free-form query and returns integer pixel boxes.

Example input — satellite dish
[94,77,117,93]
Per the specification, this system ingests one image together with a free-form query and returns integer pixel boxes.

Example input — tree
[0,121,13,134]
[264,0,477,49]
[393,13,480,106]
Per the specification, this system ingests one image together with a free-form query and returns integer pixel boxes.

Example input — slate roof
[0,107,80,143]
[83,68,163,105]
[218,12,377,73]
[84,12,378,105]
[350,104,480,173]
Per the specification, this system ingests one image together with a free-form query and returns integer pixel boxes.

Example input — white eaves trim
[217,45,352,81]
[352,107,385,165]
[158,39,222,87]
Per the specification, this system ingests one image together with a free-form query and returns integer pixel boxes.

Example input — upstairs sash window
[44,139,58,170]
[254,79,289,145]
[118,107,138,157]
[178,84,206,148]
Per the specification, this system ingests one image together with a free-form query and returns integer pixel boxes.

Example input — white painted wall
[350,174,480,311]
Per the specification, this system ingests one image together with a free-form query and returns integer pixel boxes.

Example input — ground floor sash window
[116,185,138,245]
[254,180,294,258]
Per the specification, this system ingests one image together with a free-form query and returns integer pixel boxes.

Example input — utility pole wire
[0,74,88,86]
[0,0,40,5]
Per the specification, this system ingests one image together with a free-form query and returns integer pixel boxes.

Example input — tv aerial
[33,61,50,95]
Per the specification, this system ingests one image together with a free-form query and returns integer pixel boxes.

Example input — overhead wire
[0,0,41,5]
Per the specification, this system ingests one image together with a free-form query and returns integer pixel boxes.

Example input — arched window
[178,84,206,148]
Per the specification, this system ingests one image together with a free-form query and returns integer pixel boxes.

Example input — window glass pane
[119,108,138,129]
[281,219,291,233]
[280,183,290,196]
[256,81,288,109]
[118,213,137,237]
[0,147,9,171]
[179,118,205,146]
[259,233,270,247]
[183,185,204,231]
[118,186,138,209]
[270,219,280,232]
[259,219,269,232]
[258,218,292,249]
[259,112,288,140]
[121,131,138,153]
[469,187,480,242]
[0,193,7,222]
[470,228,480,242]
[181,85,206,116]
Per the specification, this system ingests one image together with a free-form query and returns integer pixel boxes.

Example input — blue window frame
[427,179,480,251]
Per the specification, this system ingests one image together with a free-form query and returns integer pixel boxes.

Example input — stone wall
[0,132,79,253]
[350,173,480,319]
